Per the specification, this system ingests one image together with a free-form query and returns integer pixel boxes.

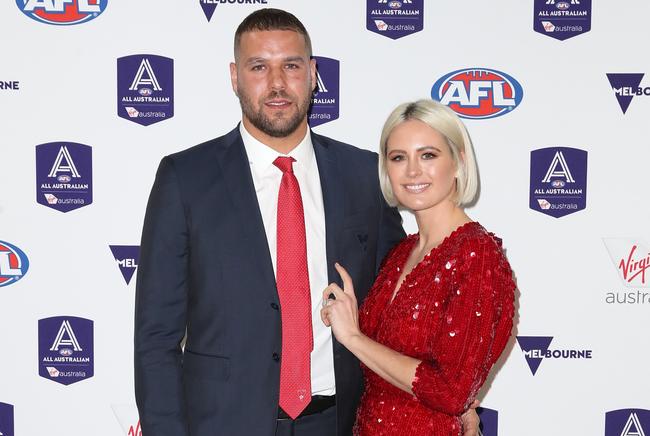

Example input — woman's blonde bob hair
[378,99,479,208]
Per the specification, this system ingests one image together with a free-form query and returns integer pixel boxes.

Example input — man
[134,8,479,436]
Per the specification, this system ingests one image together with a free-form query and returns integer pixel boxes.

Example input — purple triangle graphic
[199,1,217,22]
[607,73,644,114]
[517,336,553,375]
[109,245,140,285]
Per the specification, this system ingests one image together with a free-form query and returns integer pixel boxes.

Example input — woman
[321,99,516,435]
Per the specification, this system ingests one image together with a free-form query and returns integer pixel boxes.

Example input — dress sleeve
[411,237,516,416]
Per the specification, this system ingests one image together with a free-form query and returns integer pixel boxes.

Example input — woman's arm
[322,240,515,415]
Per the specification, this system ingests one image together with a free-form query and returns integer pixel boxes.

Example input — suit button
[272,352,280,362]
[270,302,279,310]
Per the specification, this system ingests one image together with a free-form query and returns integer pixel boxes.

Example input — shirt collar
[239,122,314,174]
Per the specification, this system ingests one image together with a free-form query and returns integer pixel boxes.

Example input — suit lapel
[313,132,350,360]
[214,127,277,299]
[312,132,345,288]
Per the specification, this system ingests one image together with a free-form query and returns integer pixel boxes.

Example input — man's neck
[241,118,309,155]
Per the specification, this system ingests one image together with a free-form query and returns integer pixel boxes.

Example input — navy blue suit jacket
[134,127,405,436]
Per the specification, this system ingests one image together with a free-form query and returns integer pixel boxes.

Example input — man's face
[230,30,316,138]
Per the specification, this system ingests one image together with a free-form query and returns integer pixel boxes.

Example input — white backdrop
[1,1,650,435]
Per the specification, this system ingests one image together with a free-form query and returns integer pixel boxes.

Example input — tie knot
[273,156,296,174]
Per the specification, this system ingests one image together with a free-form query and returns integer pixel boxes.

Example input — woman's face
[386,119,459,213]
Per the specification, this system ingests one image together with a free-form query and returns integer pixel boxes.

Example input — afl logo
[556,2,570,10]
[431,68,524,120]
[0,240,29,287]
[16,0,108,26]
[551,180,566,188]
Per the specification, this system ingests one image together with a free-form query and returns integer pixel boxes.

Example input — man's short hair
[378,99,480,208]
[234,8,312,59]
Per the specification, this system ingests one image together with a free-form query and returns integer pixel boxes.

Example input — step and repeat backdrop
[1,1,650,435]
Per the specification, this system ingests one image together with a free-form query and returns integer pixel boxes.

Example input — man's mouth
[265,99,292,109]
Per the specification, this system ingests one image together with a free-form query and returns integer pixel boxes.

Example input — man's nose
[269,66,286,91]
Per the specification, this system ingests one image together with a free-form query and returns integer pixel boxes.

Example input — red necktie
[273,156,313,419]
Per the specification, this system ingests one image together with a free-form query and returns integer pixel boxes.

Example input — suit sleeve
[411,239,516,416]
[134,157,190,436]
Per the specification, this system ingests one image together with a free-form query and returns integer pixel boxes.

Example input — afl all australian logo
[431,68,523,119]
[16,0,107,25]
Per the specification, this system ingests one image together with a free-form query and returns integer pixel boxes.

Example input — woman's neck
[413,202,471,252]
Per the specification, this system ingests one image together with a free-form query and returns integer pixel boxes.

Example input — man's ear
[309,57,317,93]
[229,62,238,96]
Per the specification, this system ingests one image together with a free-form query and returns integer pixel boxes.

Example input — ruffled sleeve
[411,235,515,415]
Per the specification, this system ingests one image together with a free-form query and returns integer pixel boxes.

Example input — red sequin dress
[354,222,515,436]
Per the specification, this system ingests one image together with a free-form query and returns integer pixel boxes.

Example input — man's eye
[251,65,265,71]
[285,63,299,69]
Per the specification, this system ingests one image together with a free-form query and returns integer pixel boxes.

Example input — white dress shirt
[239,123,335,396]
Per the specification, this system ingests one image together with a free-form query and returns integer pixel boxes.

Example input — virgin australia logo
[112,404,142,436]
[603,238,650,288]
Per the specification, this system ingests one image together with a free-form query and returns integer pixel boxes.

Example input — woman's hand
[320,263,362,346]
[461,400,481,436]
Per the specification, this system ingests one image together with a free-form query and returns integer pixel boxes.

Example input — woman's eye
[422,152,437,159]
[390,155,404,162]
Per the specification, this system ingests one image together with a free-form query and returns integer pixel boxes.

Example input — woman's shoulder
[455,222,512,269]
[458,222,504,249]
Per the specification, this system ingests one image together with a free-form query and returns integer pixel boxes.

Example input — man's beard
[238,88,311,138]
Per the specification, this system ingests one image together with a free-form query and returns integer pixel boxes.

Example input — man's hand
[461,400,481,436]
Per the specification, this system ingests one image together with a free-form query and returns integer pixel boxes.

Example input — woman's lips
[402,183,431,193]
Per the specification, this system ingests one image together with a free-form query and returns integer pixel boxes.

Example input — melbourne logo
[529,147,587,218]
[16,0,107,25]
[0,80,20,91]
[112,404,142,436]
[367,0,423,39]
[477,407,498,436]
[516,336,592,375]
[431,68,523,119]
[0,241,29,288]
[38,316,94,385]
[36,142,92,212]
[533,0,591,41]
[109,245,140,285]
[606,409,650,436]
[118,55,174,126]
[0,402,14,436]
[199,0,269,22]
[308,56,340,128]
[607,73,650,114]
